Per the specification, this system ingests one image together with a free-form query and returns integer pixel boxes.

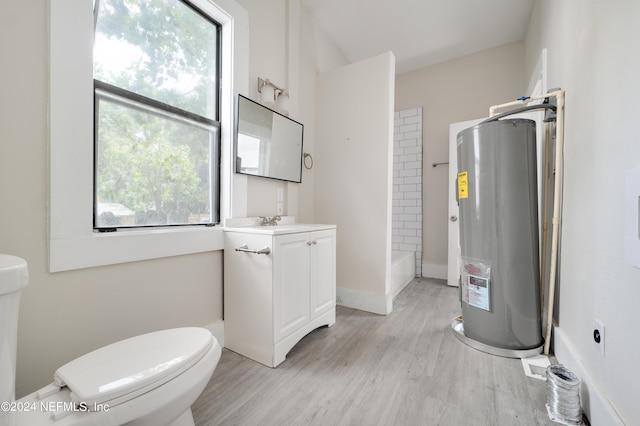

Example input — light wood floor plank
[193,278,554,425]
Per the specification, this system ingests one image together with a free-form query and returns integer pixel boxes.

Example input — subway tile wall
[393,107,423,277]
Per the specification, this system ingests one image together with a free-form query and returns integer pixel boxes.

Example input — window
[93,0,221,229]
[49,0,248,272]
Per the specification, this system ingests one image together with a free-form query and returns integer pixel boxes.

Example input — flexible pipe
[487,90,565,355]
[546,364,582,423]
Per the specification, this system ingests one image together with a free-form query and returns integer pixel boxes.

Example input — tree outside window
[93,0,220,228]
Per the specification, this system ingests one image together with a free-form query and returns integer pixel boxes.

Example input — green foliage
[94,0,218,225]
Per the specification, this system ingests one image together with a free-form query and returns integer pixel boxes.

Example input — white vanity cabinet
[224,224,336,367]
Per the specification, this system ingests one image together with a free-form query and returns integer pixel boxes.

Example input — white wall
[315,52,396,314]
[236,0,348,222]
[395,43,525,278]
[525,1,640,424]
[236,0,288,218]
[296,5,350,222]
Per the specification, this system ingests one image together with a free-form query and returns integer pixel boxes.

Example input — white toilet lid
[54,327,213,407]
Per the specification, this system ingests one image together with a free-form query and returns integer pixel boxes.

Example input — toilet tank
[0,255,29,403]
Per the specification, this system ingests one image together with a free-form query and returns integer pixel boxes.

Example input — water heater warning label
[468,274,490,311]
[458,171,468,199]
[461,258,492,312]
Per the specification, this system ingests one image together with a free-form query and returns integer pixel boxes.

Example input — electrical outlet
[593,319,605,356]
[276,188,284,215]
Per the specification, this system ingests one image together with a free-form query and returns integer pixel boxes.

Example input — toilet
[0,254,221,426]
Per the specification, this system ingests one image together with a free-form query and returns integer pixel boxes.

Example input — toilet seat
[11,327,220,425]
[53,327,213,409]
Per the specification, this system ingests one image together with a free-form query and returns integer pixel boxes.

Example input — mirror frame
[233,94,304,183]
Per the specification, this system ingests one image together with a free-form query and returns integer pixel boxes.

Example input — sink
[261,224,307,231]
[224,223,336,235]
[223,217,336,235]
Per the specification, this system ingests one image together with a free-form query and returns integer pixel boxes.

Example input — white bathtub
[391,250,416,297]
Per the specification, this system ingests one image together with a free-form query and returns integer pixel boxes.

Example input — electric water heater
[456,118,543,355]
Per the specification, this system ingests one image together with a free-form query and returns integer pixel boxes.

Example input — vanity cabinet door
[273,232,311,343]
[309,229,336,319]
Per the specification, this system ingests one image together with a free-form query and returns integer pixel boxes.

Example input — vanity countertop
[223,216,335,235]
[224,223,336,235]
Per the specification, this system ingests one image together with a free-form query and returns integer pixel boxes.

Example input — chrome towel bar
[235,245,271,255]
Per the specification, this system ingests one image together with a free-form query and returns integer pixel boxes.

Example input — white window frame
[49,0,248,272]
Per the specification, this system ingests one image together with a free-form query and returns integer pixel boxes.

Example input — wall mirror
[234,94,304,183]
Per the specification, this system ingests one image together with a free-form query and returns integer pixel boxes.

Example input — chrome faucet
[260,215,282,226]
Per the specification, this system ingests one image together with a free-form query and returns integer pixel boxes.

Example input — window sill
[50,226,224,272]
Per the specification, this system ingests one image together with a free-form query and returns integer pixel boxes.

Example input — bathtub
[391,250,416,297]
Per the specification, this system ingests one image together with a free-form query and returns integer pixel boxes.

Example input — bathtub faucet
[260,215,282,226]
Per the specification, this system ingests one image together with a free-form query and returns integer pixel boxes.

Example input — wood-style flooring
[192,278,554,425]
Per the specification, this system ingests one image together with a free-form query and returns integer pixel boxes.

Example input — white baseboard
[204,319,225,348]
[553,327,624,425]
[391,251,416,298]
[392,275,414,299]
[337,286,392,315]
[422,263,447,280]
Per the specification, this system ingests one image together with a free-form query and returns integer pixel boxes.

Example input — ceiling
[302,0,535,74]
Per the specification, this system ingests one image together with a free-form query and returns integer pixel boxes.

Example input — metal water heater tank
[455,118,543,357]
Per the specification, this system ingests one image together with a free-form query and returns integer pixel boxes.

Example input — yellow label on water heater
[458,171,468,199]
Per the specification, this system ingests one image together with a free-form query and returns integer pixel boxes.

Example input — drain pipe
[544,90,564,355]
[540,123,553,319]
[487,90,565,355]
